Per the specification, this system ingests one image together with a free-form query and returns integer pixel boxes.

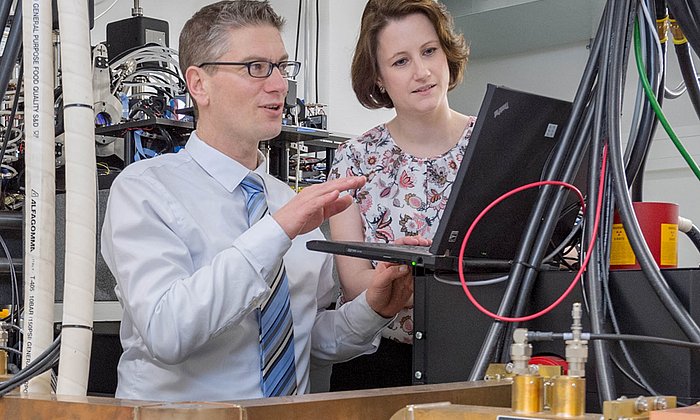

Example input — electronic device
[307,84,575,272]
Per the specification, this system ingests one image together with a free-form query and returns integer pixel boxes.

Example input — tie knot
[241,173,265,195]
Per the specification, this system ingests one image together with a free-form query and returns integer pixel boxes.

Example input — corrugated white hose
[21,0,57,394]
[56,0,97,396]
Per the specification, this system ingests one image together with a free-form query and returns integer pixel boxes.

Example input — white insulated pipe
[56,0,97,396]
[303,0,313,104]
[21,0,57,394]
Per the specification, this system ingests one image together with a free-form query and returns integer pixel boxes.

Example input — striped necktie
[240,173,298,397]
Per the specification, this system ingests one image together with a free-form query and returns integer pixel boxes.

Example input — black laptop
[307,84,576,272]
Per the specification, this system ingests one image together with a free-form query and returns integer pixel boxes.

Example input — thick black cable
[0,1,11,43]
[499,99,597,364]
[0,336,61,397]
[674,40,700,119]
[585,0,628,403]
[683,224,700,252]
[628,3,665,200]
[608,13,700,344]
[666,0,700,56]
[468,5,607,379]
[602,269,661,396]
[610,354,658,395]
[0,1,22,105]
[294,0,303,62]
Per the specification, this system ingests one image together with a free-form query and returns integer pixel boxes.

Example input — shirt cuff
[233,214,292,283]
[343,291,394,337]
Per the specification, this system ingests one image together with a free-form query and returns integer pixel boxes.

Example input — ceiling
[442,0,606,59]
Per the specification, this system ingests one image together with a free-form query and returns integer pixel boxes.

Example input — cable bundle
[110,45,186,102]
[466,0,700,408]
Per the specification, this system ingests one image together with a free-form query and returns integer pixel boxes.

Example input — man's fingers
[324,194,354,218]
[374,263,410,287]
[302,176,365,199]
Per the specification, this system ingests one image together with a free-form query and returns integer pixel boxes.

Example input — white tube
[21,0,56,394]
[303,0,313,104]
[56,0,96,396]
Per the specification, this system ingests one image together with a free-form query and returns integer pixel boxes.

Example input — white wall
[90,0,700,267]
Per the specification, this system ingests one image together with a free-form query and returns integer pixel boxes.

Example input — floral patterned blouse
[328,117,476,344]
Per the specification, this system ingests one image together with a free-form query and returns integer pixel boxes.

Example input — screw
[635,396,649,413]
[415,331,423,340]
[414,371,423,380]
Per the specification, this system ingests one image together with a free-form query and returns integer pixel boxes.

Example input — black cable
[0,0,22,105]
[666,0,700,56]
[608,14,700,344]
[294,0,303,62]
[673,38,700,119]
[0,1,12,46]
[609,353,658,395]
[683,224,700,252]
[585,0,629,403]
[627,3,665,200]
[528,331,700,350]
[602,267,661,396]
[0,346,21,357]
[471,4,607,377]
[0,335,61,397]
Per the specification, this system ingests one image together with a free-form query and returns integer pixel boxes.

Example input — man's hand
[392,236,430,309]
[365,263,414,318]
[273,176,366,239]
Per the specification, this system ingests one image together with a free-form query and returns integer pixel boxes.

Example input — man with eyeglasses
[101,0,413,402]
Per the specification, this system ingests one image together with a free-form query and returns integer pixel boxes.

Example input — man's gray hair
[179,0,285,73]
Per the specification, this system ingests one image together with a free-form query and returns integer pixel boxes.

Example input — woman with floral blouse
[327,0,475,390]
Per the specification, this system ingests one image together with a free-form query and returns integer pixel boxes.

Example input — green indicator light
[412,261,416,266]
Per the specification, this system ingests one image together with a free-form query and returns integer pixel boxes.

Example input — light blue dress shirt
[101,132,389,402]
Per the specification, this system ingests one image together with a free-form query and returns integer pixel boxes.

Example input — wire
[531,331,700,350]
[665,80,688,99]
[94,0,120,21]
[634,19,700,181]
[0,346,21,357]
[0,335,61,397]
[458,156,600,322]
[294,0,303,62]
[433,273,508,287]
[682,224,700,252]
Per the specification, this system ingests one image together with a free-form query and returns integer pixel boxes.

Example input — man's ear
[186,66,210,107]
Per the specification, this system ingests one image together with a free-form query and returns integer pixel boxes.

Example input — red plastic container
[610,202,679,270]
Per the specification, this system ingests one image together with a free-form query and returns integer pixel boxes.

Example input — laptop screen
[430,84,577,261]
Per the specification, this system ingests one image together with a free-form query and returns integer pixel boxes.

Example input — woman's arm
[329,202,376,300]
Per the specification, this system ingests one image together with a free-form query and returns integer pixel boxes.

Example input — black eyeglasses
[197,60,301,78]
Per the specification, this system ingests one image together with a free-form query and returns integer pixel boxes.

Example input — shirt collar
[186,131,268,193]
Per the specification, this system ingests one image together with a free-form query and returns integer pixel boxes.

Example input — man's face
[203,25,289,144]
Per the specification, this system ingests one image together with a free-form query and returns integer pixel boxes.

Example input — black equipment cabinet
[413,268,700,410]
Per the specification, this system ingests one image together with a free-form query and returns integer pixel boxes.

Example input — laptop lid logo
[494,101,509,118]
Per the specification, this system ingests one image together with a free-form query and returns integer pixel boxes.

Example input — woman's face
[375,13,451,116]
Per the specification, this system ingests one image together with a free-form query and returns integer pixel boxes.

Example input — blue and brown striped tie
[240,173,297,397]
